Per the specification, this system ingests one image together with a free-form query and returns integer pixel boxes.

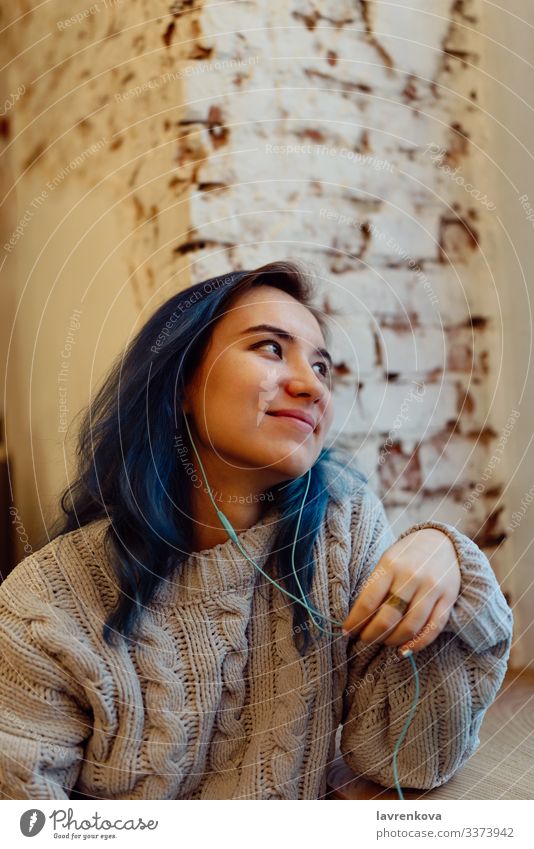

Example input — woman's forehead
[218,286,325,343]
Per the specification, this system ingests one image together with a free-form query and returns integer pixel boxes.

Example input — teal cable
[392,652,420,800]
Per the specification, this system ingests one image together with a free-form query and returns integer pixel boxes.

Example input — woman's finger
[358,578,423,645]
[382,582,441,647]
[358,603,406,644]
[398,594,453,655]
[342,560,394,636]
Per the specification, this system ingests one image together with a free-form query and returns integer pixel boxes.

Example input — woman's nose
[285,363,328,400]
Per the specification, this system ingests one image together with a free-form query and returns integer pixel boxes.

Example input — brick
[329,378,456,436]
[378,325,446,374]
[327,314,376,374]
[419,432,494,490]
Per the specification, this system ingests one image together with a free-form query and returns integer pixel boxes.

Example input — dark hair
[50,260,366,656]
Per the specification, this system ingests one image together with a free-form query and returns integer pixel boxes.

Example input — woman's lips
[267,413,314,432]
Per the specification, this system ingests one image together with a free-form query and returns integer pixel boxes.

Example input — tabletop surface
[327,667,534,800]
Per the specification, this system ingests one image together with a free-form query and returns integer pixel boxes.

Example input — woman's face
[182,285,334,488]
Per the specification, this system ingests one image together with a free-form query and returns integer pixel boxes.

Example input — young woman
[0,260,512,800]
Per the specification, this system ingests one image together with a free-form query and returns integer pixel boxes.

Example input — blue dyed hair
[51,260,366,656]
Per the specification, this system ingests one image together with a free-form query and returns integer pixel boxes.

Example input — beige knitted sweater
[0,482,513,800]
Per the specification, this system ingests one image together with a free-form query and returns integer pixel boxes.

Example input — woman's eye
[314,362,330,378]
[255,339,330,379]
[257,339,282,354]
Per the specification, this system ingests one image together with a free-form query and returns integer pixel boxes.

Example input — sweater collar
[88,506,282,603]
[174,503,281,600]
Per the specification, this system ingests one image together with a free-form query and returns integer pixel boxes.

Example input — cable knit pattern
[0,482,513,799]
[268,575,309,799]
[198,590,256,799]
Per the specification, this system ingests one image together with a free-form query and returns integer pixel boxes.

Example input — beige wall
[1,0,194,553]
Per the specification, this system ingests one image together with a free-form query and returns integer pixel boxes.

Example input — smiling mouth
[266,413,314,432]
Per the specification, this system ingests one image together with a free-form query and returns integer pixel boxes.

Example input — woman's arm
[340,488,513,790]
[0,558,92,800]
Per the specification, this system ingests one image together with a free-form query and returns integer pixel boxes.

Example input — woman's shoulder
[321,447,380,516]
[0,517,113,613]
[319,450,385,546]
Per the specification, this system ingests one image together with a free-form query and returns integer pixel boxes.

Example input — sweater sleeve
[339,487,513,790]
[0,556,93,800]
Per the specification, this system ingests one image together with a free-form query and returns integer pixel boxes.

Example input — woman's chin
[262,449,317,480]
[231,438,320,480]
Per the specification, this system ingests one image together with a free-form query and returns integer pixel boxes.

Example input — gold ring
[383,593,410,615]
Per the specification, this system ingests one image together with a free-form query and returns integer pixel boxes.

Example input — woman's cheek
[324,405,334,433]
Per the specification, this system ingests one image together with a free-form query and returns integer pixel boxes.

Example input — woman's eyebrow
[238,323,332,368]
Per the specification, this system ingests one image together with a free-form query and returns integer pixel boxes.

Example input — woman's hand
[342,528,461,656]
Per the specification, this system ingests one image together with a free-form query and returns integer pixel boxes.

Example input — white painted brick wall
[178,0,511,590]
